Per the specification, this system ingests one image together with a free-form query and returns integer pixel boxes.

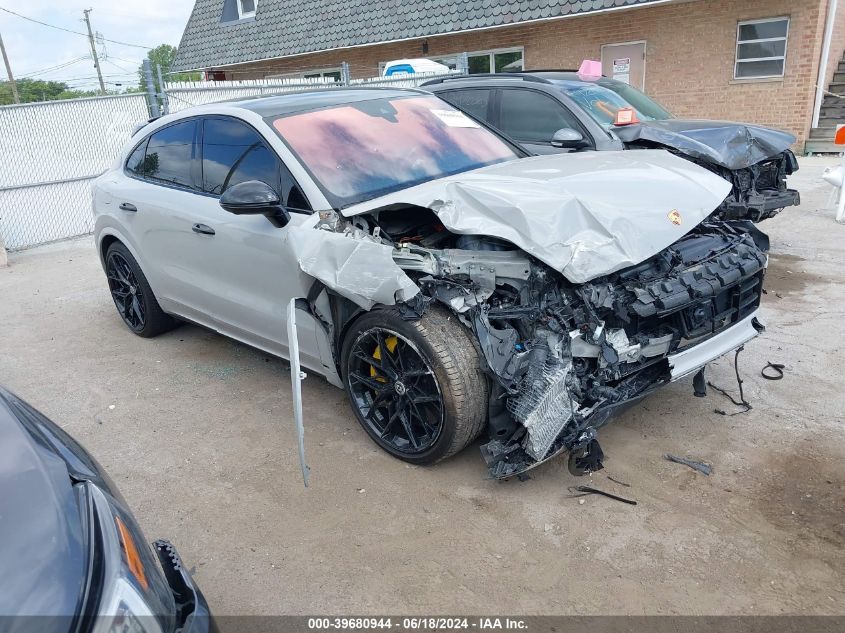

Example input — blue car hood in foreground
[612,119,796,170]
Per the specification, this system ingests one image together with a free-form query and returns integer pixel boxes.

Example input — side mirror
[550,128,588,149]
[219,180,291,228]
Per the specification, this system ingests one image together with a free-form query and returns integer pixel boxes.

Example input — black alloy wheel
[107,251,146,332]
[346,328,445,456]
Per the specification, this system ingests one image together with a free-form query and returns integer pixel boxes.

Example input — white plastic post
[837,158,845,223]
[833,124,845,224]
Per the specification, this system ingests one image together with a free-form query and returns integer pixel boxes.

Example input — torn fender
[287,223,419,310]
[613,120,796,170]
[342,150,732,284]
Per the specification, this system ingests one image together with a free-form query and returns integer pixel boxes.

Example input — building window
[267,68,342,82]
[378,48,524,76]
[237,0,257,19]
[303,68,342,81]
[427,48,524,74]
[735,17,789,79]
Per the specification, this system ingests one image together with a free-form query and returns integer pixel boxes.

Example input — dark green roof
[172,0,662,72]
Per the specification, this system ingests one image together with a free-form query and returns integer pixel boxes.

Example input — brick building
[171,0,845,152]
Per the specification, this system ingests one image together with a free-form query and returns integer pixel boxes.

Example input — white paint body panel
[344,150,732,284]
[668,311,762,380]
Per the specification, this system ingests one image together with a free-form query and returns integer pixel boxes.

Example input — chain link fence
[0,67,459,252]
[163,70,458,113]
[0,93,149,251]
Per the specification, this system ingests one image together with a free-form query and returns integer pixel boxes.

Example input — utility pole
[82,9,106,95]
[143,59,160,118]
[0,31,20,104]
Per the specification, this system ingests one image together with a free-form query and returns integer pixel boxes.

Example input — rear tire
[340,306,489,464]
[105,242,178,338]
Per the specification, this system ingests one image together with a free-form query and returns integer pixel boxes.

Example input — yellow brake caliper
[371,335,398,383]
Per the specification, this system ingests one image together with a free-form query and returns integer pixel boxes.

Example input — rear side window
[438,89,492,122]
[201,118,281,195]
[498,89,585,144]
[125,139,148,177]
[202,117,311,211]
[143,120,198,188]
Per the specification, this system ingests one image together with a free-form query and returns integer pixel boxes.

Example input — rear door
[495,88,592,155]
[122,118,207,318]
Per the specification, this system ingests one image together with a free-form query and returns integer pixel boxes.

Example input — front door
[601,41,646,90]
[184,115,323,366]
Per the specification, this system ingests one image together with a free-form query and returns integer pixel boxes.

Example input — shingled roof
[172,0,663,72]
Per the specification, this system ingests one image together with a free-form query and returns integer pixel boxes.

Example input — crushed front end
[695,150,800,222]
[390,219,768,478]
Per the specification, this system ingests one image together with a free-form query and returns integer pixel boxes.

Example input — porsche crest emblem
[668,210,682,226]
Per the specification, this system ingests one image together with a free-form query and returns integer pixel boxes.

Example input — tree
[137,44,201,92]
[0,78,103,105]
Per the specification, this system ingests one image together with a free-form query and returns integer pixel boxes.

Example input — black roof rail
[523,68,580,73]
[420,72,554,87]
[524,68,608,77]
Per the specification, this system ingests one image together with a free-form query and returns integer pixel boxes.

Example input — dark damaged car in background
[0,386,214,633]
[93,88,768,480]
[425,70,800,223]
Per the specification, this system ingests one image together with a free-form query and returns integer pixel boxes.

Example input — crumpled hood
[613,119,796,170]
[343,150,732,284]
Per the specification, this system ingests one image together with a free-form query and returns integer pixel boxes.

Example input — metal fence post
[156,63,170,115]
[0,233,8,267]
[341,62,351,86]
[143,59,161,118]
[457,52,469,75]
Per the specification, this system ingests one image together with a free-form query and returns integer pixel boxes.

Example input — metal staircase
[806,51,845,154]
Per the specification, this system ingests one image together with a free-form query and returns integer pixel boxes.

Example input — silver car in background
[93,88,768,478]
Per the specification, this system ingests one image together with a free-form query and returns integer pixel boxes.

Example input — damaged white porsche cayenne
[93,88,768,478]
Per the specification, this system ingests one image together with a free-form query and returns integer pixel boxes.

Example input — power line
[20,56,89,78]
[0,6,153,49]
[104,58,133,74]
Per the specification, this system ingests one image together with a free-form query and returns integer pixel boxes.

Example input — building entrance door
[601,41,646,90]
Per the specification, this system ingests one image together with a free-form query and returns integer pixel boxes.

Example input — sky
[0,1,196,91]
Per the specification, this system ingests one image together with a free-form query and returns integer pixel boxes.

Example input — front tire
[105,242,177,338]
[340,306,489,464]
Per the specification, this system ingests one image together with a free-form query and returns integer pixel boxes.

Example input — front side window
[556,78,672,130]
[201,117,311,210]
[201,118,280,195]
[142,120,197,189]
[735,17,789,79]
[438,89,493,122]
[270,95,518,208]
[498,89,584,144]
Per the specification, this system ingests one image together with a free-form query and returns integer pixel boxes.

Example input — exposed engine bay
[305,205,768,479]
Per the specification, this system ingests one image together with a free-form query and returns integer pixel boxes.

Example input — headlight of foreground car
[87,484,180,633]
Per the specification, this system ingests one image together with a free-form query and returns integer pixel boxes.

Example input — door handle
[119,202,137,212]
[192,223,216,236]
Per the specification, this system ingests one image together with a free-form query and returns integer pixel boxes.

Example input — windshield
[555,78,673,130]
[271,95,519,208]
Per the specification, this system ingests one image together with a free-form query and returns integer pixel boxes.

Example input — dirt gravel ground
[1,157,844,616]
